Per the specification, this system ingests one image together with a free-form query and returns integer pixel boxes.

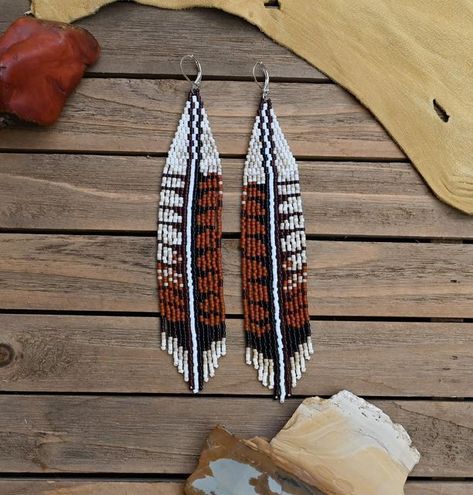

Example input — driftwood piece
[270,391,421,495]
[30,0,473,214]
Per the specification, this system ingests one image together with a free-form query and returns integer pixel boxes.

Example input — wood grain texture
[1,316,471,397]
[0,481,469,495]
[0,235,471,317]
[0,79,402,158]
[0,0,321,80]
[0,154,470,238]
[407,485,473,495]
[0,396,471,476]
[0,482,182,495]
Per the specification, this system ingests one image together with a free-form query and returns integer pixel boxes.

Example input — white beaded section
[199,108,222,176]
[245,336,314,391]
[160,332,226,383]
[271,108,308,289]
[243,116,266,186]
[157,99,189,278]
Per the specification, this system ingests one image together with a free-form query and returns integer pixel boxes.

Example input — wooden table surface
[1,2,472,494]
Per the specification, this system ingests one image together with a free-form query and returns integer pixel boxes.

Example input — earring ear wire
[180,54,202,91]
[252,61,270,100]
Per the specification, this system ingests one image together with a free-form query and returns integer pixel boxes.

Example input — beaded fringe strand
[241,97,313,402]
[157,88,225,393]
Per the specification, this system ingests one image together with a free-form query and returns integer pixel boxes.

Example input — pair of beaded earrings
[157,55,312,402]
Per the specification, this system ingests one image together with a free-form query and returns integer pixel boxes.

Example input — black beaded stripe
[187,88,202,392]
[257,98,286,400]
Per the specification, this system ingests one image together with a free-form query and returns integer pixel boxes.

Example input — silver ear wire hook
[253,61,270,100]
[180,54,202,91]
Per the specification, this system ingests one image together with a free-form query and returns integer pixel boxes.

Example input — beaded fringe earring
[157,55,226,393]
[241,62,313,402]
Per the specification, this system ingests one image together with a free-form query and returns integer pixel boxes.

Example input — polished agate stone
[185,426,322,495]
[271,391,421,495]
[186,392,420,495]
[0,16,99,125]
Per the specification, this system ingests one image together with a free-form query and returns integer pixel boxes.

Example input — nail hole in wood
[0,344,14,367]
[264,0,281,8]
[433,99,450,122]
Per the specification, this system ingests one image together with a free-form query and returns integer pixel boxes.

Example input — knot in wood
[0,343,14,367]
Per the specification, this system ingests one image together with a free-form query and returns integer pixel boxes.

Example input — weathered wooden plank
[0,235,471,317]
[0,154,470,238]
[0,0,321,80]
[0,79,402,158]
[0,482,181,495]
[0,481,470,495]
[0,315,471,397]
[0,396,471,476]
[407,484,473,495]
